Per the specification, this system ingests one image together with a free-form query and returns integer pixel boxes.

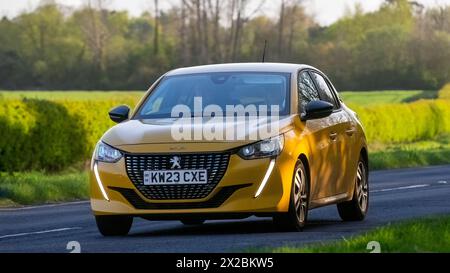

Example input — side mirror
[109,105,130,123]
[301,100,334,121]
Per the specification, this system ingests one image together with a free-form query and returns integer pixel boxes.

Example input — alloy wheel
[294,166,308,223]
[356,161,368,212]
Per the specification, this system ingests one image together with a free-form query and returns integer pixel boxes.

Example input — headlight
[238,135,284,160]
[94,141,123,163]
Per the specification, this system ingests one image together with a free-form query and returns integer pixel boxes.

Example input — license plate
[143,170,208,185]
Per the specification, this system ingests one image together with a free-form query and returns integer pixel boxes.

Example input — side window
[310,72,338,109]
[298,71,320,113]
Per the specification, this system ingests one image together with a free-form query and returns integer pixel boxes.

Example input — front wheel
[95,215,133,236]
[273,159,309,231]
[337,156,369,221]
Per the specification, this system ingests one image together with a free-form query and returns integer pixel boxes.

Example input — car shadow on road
[129,218,345,237]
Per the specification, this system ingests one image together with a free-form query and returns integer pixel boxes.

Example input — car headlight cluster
[238,135,284,160]
[94,141,123,163]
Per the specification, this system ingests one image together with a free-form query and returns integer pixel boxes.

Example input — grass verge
[0,171,88,206]
[340,90,437,106]
[263,216,450,253]
[370,135,450,170]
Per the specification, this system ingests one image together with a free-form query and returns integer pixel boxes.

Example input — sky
[0,0,449,26]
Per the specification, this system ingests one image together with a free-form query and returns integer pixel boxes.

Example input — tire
[337,156,369,221]
[180,219,205,226]
[95,215,133,236]
[273,159,309,231]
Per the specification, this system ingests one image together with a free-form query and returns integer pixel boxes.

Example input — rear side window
[298,71,320,114]
[310,72,338,109]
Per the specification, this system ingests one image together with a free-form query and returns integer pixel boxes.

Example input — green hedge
[351,99,450,143]
[0,98,136,172]
[439,84,450,100]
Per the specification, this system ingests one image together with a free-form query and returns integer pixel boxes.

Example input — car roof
[166,63,314,76]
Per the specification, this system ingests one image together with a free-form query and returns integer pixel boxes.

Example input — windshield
[135,72,291,119]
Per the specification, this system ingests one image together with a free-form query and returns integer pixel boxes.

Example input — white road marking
[437,181,448,184]
[371,184,430,193]
[0,227,82,240]
[0,201,89,211]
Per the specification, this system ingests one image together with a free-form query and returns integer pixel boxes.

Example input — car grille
[124,153,231,200]
[109,184,251,210]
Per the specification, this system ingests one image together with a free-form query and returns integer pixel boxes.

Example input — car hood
[102,116,295,152]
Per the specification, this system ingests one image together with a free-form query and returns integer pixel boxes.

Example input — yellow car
[91,63,369,236]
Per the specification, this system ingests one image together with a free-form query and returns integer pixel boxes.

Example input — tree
[0,0,449,90]
[77,0,111,74]
[153,0,160,55]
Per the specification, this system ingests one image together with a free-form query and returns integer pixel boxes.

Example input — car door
[309,71,353,196]
[297,70,337,200]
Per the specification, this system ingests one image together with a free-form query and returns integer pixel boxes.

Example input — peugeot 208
[91,63,369,236]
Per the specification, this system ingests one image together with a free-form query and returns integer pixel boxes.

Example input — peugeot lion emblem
[170,156,182,169]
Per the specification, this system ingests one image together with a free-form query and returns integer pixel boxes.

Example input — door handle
[346,128,356,136]
[329,132,338,141]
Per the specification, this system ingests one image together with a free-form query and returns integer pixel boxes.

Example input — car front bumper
[90,150,296,217]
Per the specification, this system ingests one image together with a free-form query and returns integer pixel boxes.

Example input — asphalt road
[1,165,449,253]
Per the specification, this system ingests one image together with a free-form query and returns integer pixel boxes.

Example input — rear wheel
[273,159,309,231]
[95,215,133,236]
[180,219,205,226]
[337,156,369,221]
